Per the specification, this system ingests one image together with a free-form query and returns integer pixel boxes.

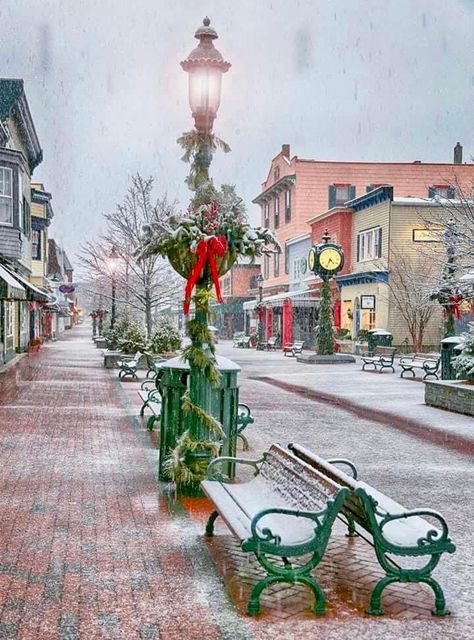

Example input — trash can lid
[160,354,241,372]
[368,328,392,335]
[441,336,464,344]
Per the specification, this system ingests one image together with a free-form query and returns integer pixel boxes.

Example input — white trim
[285,233,311,247]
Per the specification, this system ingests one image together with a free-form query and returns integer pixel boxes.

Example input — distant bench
[283,340,304,357]
[399,354,440,380]
[361,346,396,373]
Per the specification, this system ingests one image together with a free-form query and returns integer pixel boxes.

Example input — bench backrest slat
[259,445,341,512]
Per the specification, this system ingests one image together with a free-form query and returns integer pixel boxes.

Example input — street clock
[308,232,344,280]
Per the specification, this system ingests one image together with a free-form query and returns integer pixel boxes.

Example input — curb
[256,376,474,458]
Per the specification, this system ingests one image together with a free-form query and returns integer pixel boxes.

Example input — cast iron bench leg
[247,574,326,617]
[205,510,219,537]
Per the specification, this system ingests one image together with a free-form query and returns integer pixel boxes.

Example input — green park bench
[202,443,349,616]
[264,336,279,350]
[361,346,396,373]
[283,340,304,357]
[288,443,455,616]
[399,354,441,380]
[117,351,143,380]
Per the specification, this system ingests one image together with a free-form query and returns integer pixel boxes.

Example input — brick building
[251,143,474,348]
[213,259,260,338]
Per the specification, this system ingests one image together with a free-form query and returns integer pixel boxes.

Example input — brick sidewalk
[0,328,247,640]
[0,328,464,640]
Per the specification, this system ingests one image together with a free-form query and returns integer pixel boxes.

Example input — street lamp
[108,245,120,329]
[256,274,265,350]
[181,17,231,134]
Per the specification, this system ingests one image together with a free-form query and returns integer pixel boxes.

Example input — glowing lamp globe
[181,17,231,132]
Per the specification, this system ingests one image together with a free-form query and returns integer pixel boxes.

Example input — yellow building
[336,186,449,350]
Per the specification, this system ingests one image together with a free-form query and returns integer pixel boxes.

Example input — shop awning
[5,269,50,302]
[243,288,319,311]
[0,264,26,300]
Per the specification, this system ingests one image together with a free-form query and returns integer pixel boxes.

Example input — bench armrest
[249,506,330,545]
[376,507,455,552]
[206,455,264,482]
[399,357,414,365]
[140,379,157,391]
[361,351,372,358]
[326,458,358,480]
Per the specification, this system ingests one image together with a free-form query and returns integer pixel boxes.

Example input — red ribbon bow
[183,235,228,315]
[444,294,463,319]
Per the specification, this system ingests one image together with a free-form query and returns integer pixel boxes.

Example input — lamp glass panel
[188,66,222,115]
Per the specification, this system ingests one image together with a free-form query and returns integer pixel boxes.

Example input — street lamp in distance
[256,274,265,350]
[108,245,120,329]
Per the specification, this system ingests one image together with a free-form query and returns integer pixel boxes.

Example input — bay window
[0,167,13,225]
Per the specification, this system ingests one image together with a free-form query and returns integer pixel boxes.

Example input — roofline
[285,233,311,247]
[306,206,351,225]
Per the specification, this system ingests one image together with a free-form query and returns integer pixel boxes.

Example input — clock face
[308,247,316,272]
[318,247,342,271]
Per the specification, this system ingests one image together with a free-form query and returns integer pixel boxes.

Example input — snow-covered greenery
[452,324,474,380]
[139,182,279,278]
[149,318,182,354]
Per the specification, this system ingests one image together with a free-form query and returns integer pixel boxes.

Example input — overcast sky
[1,0,473,267]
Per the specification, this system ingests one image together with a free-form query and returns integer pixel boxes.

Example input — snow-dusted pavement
[214,341,474,639]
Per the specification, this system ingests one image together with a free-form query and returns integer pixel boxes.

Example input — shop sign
[360,295,376,310]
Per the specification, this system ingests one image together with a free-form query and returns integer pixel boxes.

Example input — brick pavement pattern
[0,328,464,640]
[0,328,244,640]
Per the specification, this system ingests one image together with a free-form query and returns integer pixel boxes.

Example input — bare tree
[383,247,440,351]
[79,174,183,338]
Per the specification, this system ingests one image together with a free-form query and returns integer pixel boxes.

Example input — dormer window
[0,166,13,225]
[274,166,280,182]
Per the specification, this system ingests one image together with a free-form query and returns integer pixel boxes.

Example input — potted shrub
[452,324,474,383]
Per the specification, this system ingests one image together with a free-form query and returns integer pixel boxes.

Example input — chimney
[281,144,290,159]
[454,142,463,164]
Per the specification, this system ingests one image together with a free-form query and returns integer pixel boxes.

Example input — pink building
[253,143,474,294]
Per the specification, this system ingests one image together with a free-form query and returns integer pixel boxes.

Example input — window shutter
[328,185,336,208]
[447,187,455,199]
[377,228,382,258]
[285,243,289,274]
[349,185,356,200]
[366,185,373,193]
[357,234,361,261]
[428,186,436,198]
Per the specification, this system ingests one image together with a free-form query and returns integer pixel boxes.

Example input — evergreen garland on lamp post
[318,277,335,355]
[137,18,278,494]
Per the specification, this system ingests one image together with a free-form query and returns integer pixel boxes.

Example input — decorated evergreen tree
[452,324,474,381]
[317,278,334,355]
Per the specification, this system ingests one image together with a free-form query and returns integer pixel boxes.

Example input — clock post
[308,230,344,355]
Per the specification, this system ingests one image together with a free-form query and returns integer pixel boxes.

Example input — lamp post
[181,16,231,181]
[256,274,265,350]
[108,245,119,329]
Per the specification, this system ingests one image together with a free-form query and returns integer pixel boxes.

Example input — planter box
[95,338,108,349]
[103,350,123,369]
[425,379,474,417]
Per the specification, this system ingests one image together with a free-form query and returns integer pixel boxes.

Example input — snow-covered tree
[79,174,182,339]
[452,323,474,380]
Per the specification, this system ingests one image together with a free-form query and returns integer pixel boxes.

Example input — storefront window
[5,302,13,337]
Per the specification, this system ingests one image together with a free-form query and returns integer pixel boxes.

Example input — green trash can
[440,336,463,380]
[367,329,393,354]
[158,355,241,481]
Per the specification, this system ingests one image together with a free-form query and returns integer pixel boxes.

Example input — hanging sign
[59,284,75,294]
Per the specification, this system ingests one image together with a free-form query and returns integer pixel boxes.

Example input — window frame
[263,254,269,280]
[274,251,280,278]
[284,189,291,223]
[263,202,269,228]
[32,229,42,261]
[357,226,382,262]
[5,302,13,337]
[0,166,14,226]
[274,195,280,229]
